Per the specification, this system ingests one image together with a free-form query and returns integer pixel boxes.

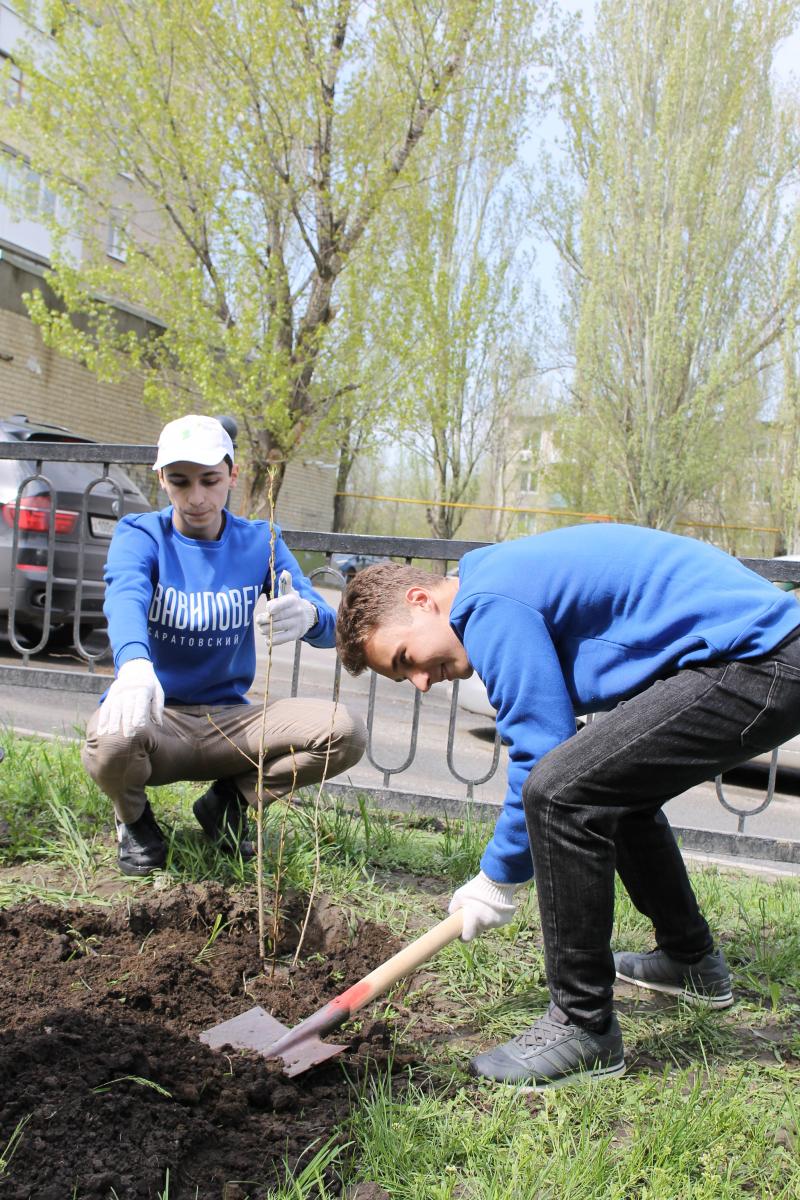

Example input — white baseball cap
[152,414,235,471]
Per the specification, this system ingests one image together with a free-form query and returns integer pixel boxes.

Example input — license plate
[90,515,118,539]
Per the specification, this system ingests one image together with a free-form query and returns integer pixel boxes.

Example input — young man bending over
[335,524,800,1089]
[84,414,365,876]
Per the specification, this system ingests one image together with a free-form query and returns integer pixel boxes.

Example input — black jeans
[522,631,800,1030]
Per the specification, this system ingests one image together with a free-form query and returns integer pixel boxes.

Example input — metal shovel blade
[200,913,464,1077]
[199,1005,347,1077]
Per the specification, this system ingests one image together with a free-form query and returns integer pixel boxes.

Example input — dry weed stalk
[292,693,339,967]
[268,751,296,978]
[207,466,340,971]
[256,465,280,962]
[255,469,341,971]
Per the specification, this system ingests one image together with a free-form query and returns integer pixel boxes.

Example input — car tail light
[2,495,79,535]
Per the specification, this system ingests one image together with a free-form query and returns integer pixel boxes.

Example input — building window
[519,467,538,494]
[0,149,58,219]
[40,182,57,217]
[106,211,127,261]
[2,57,26,108]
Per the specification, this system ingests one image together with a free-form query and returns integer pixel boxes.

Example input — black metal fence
[1,441,798,866]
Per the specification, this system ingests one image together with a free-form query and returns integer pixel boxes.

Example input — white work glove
[256,570,317,646]
[448,870,519,942]
[97,658,165,738]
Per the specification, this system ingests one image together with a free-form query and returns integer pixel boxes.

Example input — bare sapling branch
[292,672,340,967]
[256,465,281,961]
[270,750,297,979]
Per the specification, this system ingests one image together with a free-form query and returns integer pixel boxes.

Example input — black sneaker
[115,800,167,877]
[614,947,733,1008]
[469,1004,625,1091]
[193,780,255,860]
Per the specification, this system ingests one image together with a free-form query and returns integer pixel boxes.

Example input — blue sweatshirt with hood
[448,524,800,885]
[103,506,335,707]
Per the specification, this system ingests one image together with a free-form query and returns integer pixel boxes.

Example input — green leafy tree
[765,315,800,554]
[372,2,542,539]
[309,226,412,532]
[541,0,800,529]
[678,372,771,555]
[3,0,511,514]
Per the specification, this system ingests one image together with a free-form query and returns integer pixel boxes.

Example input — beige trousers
[82,698,367,823]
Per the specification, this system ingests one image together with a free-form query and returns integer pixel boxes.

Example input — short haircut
[336,562,441,675]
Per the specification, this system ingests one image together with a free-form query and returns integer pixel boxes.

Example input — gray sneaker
[469,1004,625,1091]
[614,947,733,1008]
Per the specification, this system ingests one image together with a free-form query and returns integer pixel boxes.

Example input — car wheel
[10,622,99,652]
[45,622,105,651]
[8,622,47,651]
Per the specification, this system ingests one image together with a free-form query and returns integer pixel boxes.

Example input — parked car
[0,414,151,648]
[330,551,393,583]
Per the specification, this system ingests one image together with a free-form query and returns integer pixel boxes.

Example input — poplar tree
[543,0,800,529]
[380,3,538,539]
[767,317,800,553]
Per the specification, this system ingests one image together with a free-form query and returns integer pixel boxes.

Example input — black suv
[0,414,151,649]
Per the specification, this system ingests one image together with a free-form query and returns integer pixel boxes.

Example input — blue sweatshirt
[103,506,335,706]
[449,524,800,884]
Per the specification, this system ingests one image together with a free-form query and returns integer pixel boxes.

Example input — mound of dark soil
[0,883,405,1199]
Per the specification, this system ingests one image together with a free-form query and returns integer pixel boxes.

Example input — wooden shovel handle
[264,909,465,1059]
[330,909,465,1019]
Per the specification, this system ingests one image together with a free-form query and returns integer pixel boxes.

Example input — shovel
[199,909,464,1076]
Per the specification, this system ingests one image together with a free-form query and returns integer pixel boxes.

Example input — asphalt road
[1,586,799,850]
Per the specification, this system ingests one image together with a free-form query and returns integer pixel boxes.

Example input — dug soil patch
[0,883,406,1199]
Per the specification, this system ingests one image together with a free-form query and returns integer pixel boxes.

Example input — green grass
[339,1066,798,1199]
[0,1115,30,1177]
[1,729,799,1198]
